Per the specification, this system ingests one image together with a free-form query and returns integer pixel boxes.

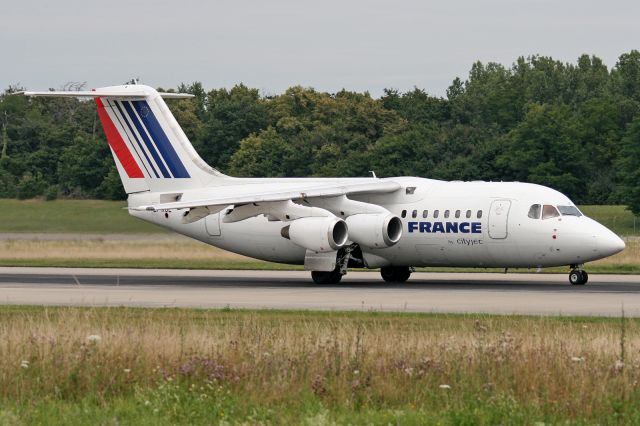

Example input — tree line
[1,51,639,214]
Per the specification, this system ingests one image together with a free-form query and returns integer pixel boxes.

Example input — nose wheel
[569,269,588,285]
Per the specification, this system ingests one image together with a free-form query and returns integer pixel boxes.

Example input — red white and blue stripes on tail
[21,84,225,194]
[95,98,190,180]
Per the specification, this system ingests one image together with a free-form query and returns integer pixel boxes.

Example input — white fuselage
[128,177,625,269]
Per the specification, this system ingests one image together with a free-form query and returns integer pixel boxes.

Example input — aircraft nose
[596,227,626,257]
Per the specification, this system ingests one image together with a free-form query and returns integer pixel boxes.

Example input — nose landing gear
[569,265,588,285]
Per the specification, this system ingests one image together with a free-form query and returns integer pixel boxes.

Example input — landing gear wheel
[569,269,588,285]
[311,269,343,285]
[380,266,412,283]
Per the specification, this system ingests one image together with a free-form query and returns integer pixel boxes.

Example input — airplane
[20,84,626,285]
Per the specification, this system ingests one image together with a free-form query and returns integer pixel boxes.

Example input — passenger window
[528,204,541,219]
[422,210,428,218]
[401,210,406,218]
[466,210,471,218]
[542,204,560,220]
[477,210,483,219]
[444,210,450,218]
[412,210,417,218]
[455,210,461,218]
[434,210,440,218]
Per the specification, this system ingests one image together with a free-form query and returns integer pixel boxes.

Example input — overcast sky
[1,0,638,97]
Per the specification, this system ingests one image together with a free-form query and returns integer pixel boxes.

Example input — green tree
[197,84,269,171]
[616,116,640,215]
[498,104,586,200]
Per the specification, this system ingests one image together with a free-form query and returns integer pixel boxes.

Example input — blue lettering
[432,222,445,233]
[445,222,458,233]
[407,221,483,234]
[472,222,482,233]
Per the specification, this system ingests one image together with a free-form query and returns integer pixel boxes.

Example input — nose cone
[596,226,626,257]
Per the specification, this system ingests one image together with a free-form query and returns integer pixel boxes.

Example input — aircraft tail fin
[22,85,228,194]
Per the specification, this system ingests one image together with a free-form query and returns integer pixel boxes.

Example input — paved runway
[0,267,639,316]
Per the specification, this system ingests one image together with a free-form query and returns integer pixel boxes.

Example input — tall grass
[1,307,639,424]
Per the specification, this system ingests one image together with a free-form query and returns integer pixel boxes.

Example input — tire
[569,270,588,285]
[580,271,588,285]
[311,269,342,284]
[380,266,412,283]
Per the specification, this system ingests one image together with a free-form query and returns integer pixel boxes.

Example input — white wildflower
[86,334,102,343]
[353,370,359,375]
[439,384,451,389]
[571,356,585,363]
[20,360,29,369]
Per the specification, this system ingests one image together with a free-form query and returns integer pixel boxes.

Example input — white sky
[1,0,638,97]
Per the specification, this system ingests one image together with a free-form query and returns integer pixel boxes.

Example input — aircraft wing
[133,180,401,212]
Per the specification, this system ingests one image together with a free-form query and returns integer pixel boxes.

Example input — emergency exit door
[488,200,511,239]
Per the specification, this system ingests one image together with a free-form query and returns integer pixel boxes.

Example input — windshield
[557,205,582,217]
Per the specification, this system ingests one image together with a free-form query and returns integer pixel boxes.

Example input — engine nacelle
[345,214,402,248]
[281,216,348,253]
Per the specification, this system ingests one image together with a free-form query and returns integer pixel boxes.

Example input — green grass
[580,205,639,236]
[0,199,167,233]
[1,306,639,424]
[0,199,638,235]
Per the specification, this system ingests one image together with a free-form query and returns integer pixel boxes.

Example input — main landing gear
[380,266,413,283]
[569,265,588,285]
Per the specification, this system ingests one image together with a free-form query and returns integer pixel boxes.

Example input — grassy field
[0,199,638,236]
[0,306,638,424]
[0,199,167,234]
[580,205,640,236]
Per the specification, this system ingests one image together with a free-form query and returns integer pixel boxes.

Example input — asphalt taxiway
[0,267,639,316]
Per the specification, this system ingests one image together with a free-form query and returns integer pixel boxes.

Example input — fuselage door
[205,213,221,236]
[488,200,511,239]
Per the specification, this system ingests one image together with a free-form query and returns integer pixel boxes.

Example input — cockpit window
[557,205,582,217]
[528,204,541,219]
[542,204,560,219]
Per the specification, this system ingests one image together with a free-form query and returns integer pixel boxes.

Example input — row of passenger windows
[401,209,483,219]
[528,204,582,220]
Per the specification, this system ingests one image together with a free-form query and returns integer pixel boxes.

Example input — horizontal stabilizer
[18,90,194,99]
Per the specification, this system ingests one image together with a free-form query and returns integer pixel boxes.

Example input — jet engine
[281,216,348,253]
[345,214,402,248]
